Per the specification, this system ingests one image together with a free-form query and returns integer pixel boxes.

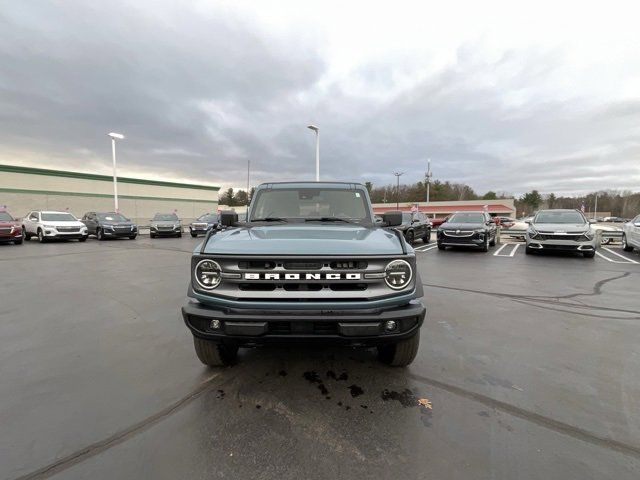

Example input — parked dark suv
[396,211,431,244]
[189,213,219,237]
[150,213,182,238]
[437,211,497,251]
[81,212,138,240]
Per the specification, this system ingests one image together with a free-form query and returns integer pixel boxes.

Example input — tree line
[218,181,639,217]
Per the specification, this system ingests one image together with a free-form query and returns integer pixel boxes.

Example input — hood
[201,224,404,256]
[440,222,484,230]
[0,220,19,228]
[41,220,85,227]
[532,223,590,233]
[101,221,134,227]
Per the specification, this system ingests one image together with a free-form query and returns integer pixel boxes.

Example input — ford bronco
[181,182,426,367]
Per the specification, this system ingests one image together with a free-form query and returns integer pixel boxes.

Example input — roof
[257,182,365,189]
[373,203,514,214]
[0,164,220,192]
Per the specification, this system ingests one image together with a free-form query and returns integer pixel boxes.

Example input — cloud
[0,0,639,196]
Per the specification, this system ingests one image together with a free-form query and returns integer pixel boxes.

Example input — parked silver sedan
[525,209,597,258]
[622,214,640,252]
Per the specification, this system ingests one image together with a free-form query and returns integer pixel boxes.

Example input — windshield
[448,212,485,223]
[535,211,586,224]
[0,212,13,221]
[402,212,413,223]
[196,214,218,223]
[41,213,76,222]
[250,188,370,222]
[153,213,178,221]
[97,213,128,222]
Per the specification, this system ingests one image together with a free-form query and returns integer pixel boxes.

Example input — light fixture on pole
[307,125,319,181]
[425,158,433,204]
[107,132,125,212]
[393,172,404,210]
[246,159,251,221]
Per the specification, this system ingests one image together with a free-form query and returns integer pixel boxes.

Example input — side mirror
[588,219,596,224]
[382,211,402,227]
[525,220,531,224]
[219,210,238,227]
[634,222,640,227]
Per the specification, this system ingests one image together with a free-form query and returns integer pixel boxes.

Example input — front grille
[268,321,340,334]
[158,226,174,231]
[443,230,474,237]
[56,226,80,232]
[0,227,12,234]
[539,234,581,241]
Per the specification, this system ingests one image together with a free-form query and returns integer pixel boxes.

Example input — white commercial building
[0,164,219,224]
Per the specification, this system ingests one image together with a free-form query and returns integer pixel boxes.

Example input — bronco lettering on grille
[244,272,362,280]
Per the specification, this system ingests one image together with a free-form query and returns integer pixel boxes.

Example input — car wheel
[14,238,23,245]
[177,232,182,238]
[129,235,137,240]
[437,242,446,250]
[150,233,156,238]
[405,230,414,244]
[38,229,46,243]
[78,237,87,242]
[489,232,496,247]
[377,332,420,367]
[583,251,595,258]
[190,232,198,238]
[480,236,489,252]
[23,227,31,240]
[422,231,431,244]
[525,245,534,255]
[622,234,634,252]
[193,336,238,367]
[97,228,105,241]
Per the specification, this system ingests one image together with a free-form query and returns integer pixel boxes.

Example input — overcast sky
[1,0,639,196]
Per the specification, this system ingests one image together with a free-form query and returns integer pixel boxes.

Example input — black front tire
[525,245,534,255]
[378,333,420,367]
[78,237,87,242]
[97,228,105,241]
[437,242,446,250]
[14,238,23,245]
[480,237,489,252]
[583,251,595,258]
[405,230,414,244]
[622,234,634,252]
[129,235,137,240]
[190,232,198,238]
[150,233,156,238]
[193,337,238,367]
[38,229,47,243]
[422,231,431,244]
[489,232,496,247]
[23,227,31,240]
[177,232,182,238]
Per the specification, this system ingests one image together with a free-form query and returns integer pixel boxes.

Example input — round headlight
[195,259,222,290]
[385,259,413,290]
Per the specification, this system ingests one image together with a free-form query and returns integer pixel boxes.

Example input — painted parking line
[415,244,438,253]
[595,250,638,264]
[494,243,519,257]
[601,247,639,264]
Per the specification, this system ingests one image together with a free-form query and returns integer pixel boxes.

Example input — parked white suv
[622,215,640,252]
[22,211,89,243]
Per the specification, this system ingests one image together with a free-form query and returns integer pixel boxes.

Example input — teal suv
[181,182,426,367]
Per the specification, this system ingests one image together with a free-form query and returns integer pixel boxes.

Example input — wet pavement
[1,236,639,479]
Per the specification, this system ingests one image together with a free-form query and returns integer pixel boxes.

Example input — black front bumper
[151,229,180,236]
[182,300,426,347]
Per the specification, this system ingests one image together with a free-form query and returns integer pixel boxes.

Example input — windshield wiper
[251,217,288,222]
[305,217,354,224]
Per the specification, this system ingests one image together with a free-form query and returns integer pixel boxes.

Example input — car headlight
[582,230,595,240]
[195,259,222,290]
[384,259,413,290]
[527,227,540,239]
[173,224,180,230]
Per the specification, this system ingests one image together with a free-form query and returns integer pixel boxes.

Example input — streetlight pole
[307,125,319,181]
[108,133,124,212]
[246,159,251,221]
[594,191,598,220]
[393,172,404,210]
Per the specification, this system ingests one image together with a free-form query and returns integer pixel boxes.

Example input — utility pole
[107,133,124,212]
[307,125,320,181]
[425,158,432,204]
[393,172,404,210]
[246,159,250,220]
[594,191,598,219]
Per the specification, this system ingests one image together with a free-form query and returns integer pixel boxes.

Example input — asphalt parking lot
[1,236,639,480]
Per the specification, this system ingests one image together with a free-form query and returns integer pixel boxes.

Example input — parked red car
[0,211,23,245]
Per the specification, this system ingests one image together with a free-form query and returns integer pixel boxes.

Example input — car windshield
[402,212,413,223]
[448,212,485,223]
[250,188,370,222]
[154,214,178,221]
[196,214,218,223]
[535,211,586,224]
[97,213,128,222]
[41,213,76,221]
[0,212,13,221]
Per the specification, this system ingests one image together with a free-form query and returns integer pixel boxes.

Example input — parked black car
[189,213,219,237]
[437,211,497,251]
[81,212,138,240]
[397,211,432,244]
